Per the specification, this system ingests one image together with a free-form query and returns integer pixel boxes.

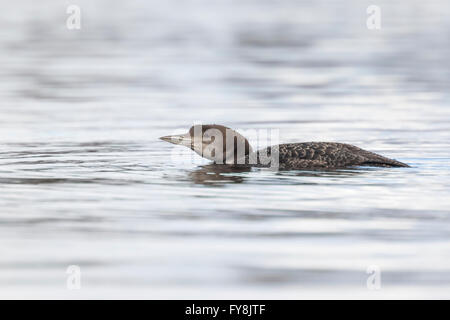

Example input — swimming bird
[160,124,409,170]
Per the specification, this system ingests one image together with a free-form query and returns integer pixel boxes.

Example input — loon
[160,124,409,170]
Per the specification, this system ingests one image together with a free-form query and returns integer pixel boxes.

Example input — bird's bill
[159,133,192,146]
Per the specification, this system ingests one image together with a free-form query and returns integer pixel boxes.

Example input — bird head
[160,124,253,164]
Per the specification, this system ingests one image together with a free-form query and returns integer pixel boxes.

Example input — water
[0,0,450,299]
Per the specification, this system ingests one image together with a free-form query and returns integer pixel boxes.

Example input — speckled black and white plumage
[249,142,409,169]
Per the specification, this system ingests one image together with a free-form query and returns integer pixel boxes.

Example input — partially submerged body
[160,124,409,170]
[246,142,409,170]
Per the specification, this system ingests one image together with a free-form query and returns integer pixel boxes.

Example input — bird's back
[250,142,409,169]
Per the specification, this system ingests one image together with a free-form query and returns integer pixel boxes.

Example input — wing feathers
[254,142,408,169]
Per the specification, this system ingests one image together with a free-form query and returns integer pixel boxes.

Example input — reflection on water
[187,165,369,186]
[0,0,450,299]
[188,164,252,185]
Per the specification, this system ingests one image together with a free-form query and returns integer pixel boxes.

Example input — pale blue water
[0,0,450,299]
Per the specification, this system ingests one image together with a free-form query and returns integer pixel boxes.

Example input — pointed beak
[159,134,192,146]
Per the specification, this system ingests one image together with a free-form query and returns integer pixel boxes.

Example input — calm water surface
[0,0,450,298]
